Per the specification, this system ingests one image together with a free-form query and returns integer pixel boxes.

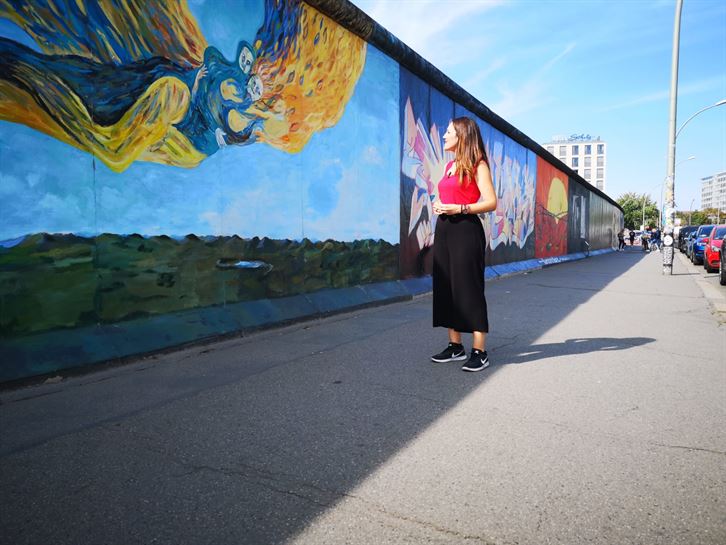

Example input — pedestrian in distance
[430,117,498,372]
[629,230,635,246]
[651,227,661,252]
[617,229,626,251]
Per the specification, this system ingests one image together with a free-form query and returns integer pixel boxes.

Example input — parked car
[690,224,715,265]
[685,231,698,259]
[720,233,726,286]
[678,225,697,252]
[703,225,726,273]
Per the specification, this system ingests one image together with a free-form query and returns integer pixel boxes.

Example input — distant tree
[616,192,658,230]
[703,208,725,224]
[678,208,724,226]
[692,210,710,225]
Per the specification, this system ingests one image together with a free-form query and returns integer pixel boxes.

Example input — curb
[675,252,726,323]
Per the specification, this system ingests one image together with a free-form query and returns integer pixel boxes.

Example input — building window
[597,168,604,179]
[572,157,579,167]
[597,156,604,167]
[547,146,554,153]
[584,169,591,179]
[597,181,603,190]
[597,144,604,154]
[585,145,591,155]
[572,145,579,155]
[584,157,591,167]
[559,146,566,156]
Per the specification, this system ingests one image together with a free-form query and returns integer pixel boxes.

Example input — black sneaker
[462,349,490,372]
[431,343,467,363]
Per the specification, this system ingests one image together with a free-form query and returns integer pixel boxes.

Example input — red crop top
[437,161,481,205]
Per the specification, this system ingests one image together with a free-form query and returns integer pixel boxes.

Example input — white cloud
[598,76,724,112]
[462,58,506,91]
[487,42,576,119]
[363,145,384,165]
[355,0,502,68]
[198,166,304,239]
[0,173,24,195]
[303,163,398,241]
[39,193,83,217]
[25,173,42,188]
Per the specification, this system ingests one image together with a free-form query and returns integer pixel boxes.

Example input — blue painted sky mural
[0,0,399,243]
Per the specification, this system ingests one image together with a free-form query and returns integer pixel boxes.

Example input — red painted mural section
[535,158,569,257]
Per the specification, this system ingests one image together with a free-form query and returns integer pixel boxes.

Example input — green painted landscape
[0,234,399,337]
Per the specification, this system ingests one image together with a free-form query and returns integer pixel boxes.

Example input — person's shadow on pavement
[503,337,655,365]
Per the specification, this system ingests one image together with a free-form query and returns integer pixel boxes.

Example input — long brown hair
[452,117,488,186]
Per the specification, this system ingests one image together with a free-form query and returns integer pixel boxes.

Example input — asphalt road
[1,247,724,545]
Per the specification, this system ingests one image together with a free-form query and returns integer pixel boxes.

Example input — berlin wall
[0,0,623,382]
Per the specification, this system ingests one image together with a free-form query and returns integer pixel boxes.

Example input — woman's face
[443,122,458,152]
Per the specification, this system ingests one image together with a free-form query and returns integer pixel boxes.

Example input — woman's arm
[469,161,497,214]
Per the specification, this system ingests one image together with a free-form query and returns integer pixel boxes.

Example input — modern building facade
[543,135,607,192]
[701,171,726,211]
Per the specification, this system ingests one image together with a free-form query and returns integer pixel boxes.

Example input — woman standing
[430,117,497,372]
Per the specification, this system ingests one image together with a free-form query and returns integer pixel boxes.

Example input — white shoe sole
[431,353,468,363]
[462,360,490,372]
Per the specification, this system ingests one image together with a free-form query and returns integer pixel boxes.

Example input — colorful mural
[535,158,568,257]
[0,0,622,381]
[399,68,453,277]
[0,0,365,172]
[400,69,536,276]
[0,1,400,347]
[483,127,536,264]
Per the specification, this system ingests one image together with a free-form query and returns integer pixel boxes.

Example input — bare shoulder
[476,159,491,173]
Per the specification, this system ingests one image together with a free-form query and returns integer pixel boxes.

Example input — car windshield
[697,226,714,236]
[714,227,726,238]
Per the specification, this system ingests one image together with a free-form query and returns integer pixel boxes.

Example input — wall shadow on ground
[0,252,650,545]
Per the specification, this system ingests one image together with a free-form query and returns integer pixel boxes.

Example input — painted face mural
[535,158,569,258]
[0,0,366,172]
[0,0,404,370]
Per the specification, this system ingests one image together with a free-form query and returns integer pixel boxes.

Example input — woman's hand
[433,201,461,215]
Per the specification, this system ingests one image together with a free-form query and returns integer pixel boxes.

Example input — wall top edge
[304,0,621,212]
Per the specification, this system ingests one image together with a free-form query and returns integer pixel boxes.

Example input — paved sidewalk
[1,247,724,545]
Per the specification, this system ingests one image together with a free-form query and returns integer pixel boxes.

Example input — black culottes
[432,214,489,333]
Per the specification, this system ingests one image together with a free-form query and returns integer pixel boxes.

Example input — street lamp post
[662,0,683,275]
[642,195,647,231]
[662,0,726,274]
[659,156,695,227]
[676,99,726,140]
[688,198,695,225]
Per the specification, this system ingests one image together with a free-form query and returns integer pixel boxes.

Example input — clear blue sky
[352,0,726,211]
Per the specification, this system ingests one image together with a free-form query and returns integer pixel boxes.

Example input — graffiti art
[0,0,366,171]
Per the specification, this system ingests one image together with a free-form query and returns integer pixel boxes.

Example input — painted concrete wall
[0,0,622,382]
